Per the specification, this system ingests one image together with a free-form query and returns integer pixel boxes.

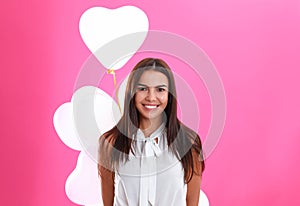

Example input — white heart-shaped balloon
[71,86,121,160]
[199,190,210,206]
[66,151,102,205]
[79,6,149,70]
[53,103,83,151]
[53,85,122,161]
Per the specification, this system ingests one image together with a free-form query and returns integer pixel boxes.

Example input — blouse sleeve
[98,135,115,206]
[186,148,203,206]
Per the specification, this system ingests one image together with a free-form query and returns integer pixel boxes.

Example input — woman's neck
[139,116,163,137]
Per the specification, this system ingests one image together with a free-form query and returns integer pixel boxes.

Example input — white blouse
[113,124,187,206]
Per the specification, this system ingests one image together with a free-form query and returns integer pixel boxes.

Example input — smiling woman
[98,58,205,206]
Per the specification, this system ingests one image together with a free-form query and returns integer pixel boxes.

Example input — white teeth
[144,105,157,109]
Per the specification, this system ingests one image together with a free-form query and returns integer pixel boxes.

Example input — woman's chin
[140,112,162,121]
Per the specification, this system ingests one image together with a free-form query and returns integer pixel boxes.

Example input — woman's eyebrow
[137,83,168,88]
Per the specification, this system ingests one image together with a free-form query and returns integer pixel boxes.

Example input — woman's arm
[98,134,115,206]
[99,165,115,206]
[186,149,203,206]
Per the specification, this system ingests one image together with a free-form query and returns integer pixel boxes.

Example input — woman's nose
[146,88,156,101]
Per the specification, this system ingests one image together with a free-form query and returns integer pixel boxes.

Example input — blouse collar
[136,123,166,143]
[135,123,166,157]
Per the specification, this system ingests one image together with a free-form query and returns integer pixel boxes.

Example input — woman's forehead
[137,70,169,87]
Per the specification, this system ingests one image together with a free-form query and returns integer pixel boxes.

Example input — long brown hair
[98,58,204,183]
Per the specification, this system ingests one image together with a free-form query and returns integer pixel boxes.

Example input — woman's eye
[157,87,166,92]
[137,87,147,91]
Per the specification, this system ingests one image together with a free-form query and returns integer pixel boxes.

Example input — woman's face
[134,70,169,121]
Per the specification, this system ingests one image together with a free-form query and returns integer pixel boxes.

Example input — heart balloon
[65,151,102,205]
[53,103,83,151]
[79,6,149,70]
[199,190,210,206]
[71,86,121,160]
[53,86,121,156]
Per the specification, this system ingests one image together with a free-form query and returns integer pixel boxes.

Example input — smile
[143,104,159,109]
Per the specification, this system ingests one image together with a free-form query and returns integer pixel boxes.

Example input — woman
[98,58,205,206]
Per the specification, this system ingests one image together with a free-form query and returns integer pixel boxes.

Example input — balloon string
[107,69,122,113]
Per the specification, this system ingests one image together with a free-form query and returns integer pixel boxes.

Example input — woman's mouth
[143,104,159,109]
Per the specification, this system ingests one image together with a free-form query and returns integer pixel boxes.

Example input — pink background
[1,0,300,205]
